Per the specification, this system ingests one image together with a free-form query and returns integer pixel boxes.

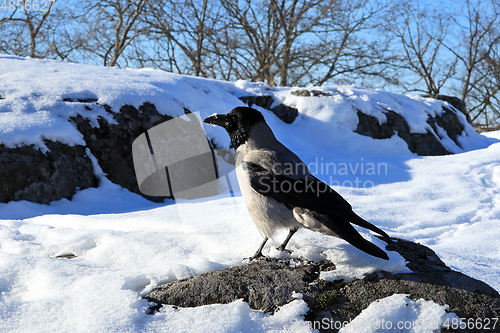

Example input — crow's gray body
[235,122,341,239]
[204,107,390,260]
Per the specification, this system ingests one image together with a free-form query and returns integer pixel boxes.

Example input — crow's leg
[278,228,298,252]
[249,237,268,261]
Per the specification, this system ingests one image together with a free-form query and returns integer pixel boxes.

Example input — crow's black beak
[203,114,228,128]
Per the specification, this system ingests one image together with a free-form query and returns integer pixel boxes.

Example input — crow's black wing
[244,161,389,238]
[243,161,389,259]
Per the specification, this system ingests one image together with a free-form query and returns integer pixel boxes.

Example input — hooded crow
[204,106,390,260]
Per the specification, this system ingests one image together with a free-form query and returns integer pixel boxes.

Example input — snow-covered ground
[0,55,499,332]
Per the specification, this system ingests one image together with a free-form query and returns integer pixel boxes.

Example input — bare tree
[216,0,284,84]
[469,58,500,127]
[447,0,500,125]
[384,1,457,96]
[313,0,392,87]
[483,39,500,127]
[1,7,17,25]
[465,32,500,127]
[4,0,500,129]
[214,0,391,87]
[75,0,149,67]
[0,0,57,58]
[144,0,224,77]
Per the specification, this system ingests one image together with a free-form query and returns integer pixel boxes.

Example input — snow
[1,55,500,332]
[319,235,412,283]
[339,294,458,333]
[0,55,492,155]
[0,55,244,152]
[144,299,312,332]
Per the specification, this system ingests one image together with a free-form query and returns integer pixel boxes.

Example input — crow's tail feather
[350,213,390,239]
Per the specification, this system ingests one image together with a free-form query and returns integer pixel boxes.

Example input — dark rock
[145,258,333,313]
[55,253,77,259]
[428,107,465,145]
[355,110,401,140]
[323,239,500,332]
[71,102,173,202]
[63,97,99,103]
[0,141,96,204]
[287,90,470,156]
[239,95,299,124]
[145,238,499,332]
[0,92,479,204]
[239,95,274,110]
[355,108,465,156]
[270,104,299,124]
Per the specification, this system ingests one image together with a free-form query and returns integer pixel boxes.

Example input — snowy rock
[145,259,330,314]
[423,94,471,123]
[326,238,500,328]
[292,89,335,97]
[145,238,500,330]
[355,107,461,156]
[239,95,274,110]
[1,56,493,205]
[0,101,173,204]
[292,89,468,156]
[71,102,174,202]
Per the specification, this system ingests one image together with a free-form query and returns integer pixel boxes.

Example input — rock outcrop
[240,90,469,156]
[0,100,173,204]
[145,238,500,332]
[71,102,173,202]
[422,94,471,123]
[0,91,478,204]
[355,107,464,156]
[292,89,467,156]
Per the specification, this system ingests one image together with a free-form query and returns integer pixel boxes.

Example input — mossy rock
[315,290,340,309]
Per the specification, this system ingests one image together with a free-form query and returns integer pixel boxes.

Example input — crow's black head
[204,107,265,148]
